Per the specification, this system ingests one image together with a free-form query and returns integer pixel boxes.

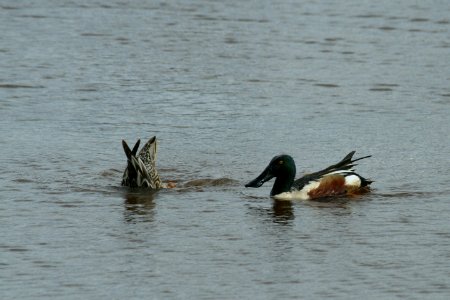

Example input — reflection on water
[247,199,295,225]
[305,196,353,208]
[123,189,157,223]
[247,193,368,224]
[272,200,295,224]
[122,177,239,223]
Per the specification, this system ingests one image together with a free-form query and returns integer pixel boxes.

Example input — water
[1,1,449,299]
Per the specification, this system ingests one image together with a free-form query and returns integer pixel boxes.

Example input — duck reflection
[247,199,295,225]
[305,196,352,209]
[247,196,358,225]
[271,200,295,224]
[123,189,158,223]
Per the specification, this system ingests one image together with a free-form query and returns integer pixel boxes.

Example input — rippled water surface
[1,1,450,299]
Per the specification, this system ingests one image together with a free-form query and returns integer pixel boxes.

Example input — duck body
[121,136,167,189]
[245,151,372,200]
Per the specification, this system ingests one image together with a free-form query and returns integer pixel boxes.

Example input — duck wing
[292,151,371,191]
[137,136,164,189]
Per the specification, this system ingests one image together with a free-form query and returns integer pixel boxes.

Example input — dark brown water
[1,1,450,299]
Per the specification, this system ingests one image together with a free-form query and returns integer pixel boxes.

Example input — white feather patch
[273,181,321,201]
[344,174,361,187]
[328,169,354,175]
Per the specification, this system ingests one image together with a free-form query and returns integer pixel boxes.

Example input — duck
[245,151,372,200]
[121,136,175,189]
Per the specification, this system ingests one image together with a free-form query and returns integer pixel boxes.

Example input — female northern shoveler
[245,151,372,200]
[121,136,175,189]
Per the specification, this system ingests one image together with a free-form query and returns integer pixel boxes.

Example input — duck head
[245,154,296,196]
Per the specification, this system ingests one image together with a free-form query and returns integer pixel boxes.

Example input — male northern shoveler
[245,151,372,200]
[121,136,175,189]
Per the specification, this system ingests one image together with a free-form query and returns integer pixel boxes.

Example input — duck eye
[278,160,284,165]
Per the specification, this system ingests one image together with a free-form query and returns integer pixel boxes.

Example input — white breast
[272,181,320,201]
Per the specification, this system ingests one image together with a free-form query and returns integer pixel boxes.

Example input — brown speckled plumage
[121,136,165,189]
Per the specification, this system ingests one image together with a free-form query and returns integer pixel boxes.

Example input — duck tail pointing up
[324,151,371,173]
[122,139,141,159]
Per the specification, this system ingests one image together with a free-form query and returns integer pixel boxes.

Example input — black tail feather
[122,140,132,159]
[351,154,372,164]
[122,139,141,160]
[321,151,371,174]
[131,139,141,156]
